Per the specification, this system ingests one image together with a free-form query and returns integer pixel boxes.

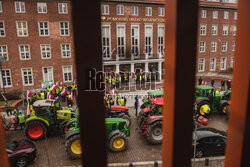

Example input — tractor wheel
[109,132,128,152]
[196,101,211,117]
[137,112,145,127]
[121,115,131,128]
[25,121,47,141]
[65,134,82,159]
[220,102,229,114]
[146,121,162,144]
[60,122,68,135]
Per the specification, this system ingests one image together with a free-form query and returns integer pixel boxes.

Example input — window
[22,68,33,86]
[158,7,164,16]
[211,24,218,35]
[62,66,73,82]
[208,0,219,2]
[19,45,30,60]
[60,22,69,36]
[131,6,138,16]
[39,22,49,36]
[16,21,28,37]
[40,44,51,59]
[222,0,237,3]
[222,25,228,35]
[37,2,47,13]
[234,12,237,20]
[145,24,153,55]
[224,11,229,19]
[221,41,228,52]
[232,41,235,51]
[0,21,5,37]
[15,1,25,13]
[220,57,227,70]
[0,45,8,60]
[43,67,53,82]
[117,24,125,58]
[213,10,218,19]
[58,3,68,14]
[0,1,2,12]
[1,69,12,87]
[210,58,216,71]
[211,41,217,52]
[145,7,152,16]
[230,57,234,68]
[201,10,207,18]
[158,25,164,55]
[233,25,237,36]
[198,58,205,72]
[102,25,111,59]
[200,24,206,35]
[101,5,109,15]
[61,44,71,58]
[117,5,124,15]
[131,25,140,56]
[200,41,206,52]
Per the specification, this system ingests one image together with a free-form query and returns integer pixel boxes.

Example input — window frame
[37,2,47,14]
[116,5,124,15]
[200,24,206,36]
[38,21,50,36]
[59,21,70,36]
[16,21,28,37]
[101,23,112,59]
[220,57,227,70]
[21,68,34,86]
[0,21,5,37]
[145,24,153,55]
[0,45,8,61]
[201,10,207,18]
[198,58,205,72]
[62,65,73,83]
[224,11,229,19]
[158,7,165,17]
[232,41,235,51]
[131,6,138,16]
[158,24,165,55]
[40,44,51,59]
[131,24,140,56]
[19,44,31,60]
[58,3,68,14]
[61,43,71,58]
[15,1,25,13]
[211,41,217,52]
[211,24,218,36]
[221,41,228,52]
[0,1,2,13]
[0,69,12,88]
[222,24,229,36]
[213,10,218,19]
[42,66,54,82]
[101,5,109,15]
[145,7,152,16]
[116,23,126,58]
[199,41,206,53]
[209,58,216,71]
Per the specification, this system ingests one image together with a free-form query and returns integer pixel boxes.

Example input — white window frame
[62,65,73,83]
[21,68,34,86]
[220,57,227,70]
[131,6,138,16]
[0,1,2,13]
[0,21,5,37]
[233,25,237,36]
[0,69,12,88]
[145,7,152,16]
[0,45,8,61]
[116,24,126,58]
[198,58,205,72]
[61,43,71,58]
[211,24,218,35]
[158,7,164,16]
[145,24,153,55]
[101,5,109,15]
[16,21,28,37]
[19,44,31,60]
[117,5,124,15]
[209,58,216,71]
[234,12,237,20]
[201,10,207,18]
[15,1,25,13]
[102,23,111,59]
[224,11,229,19]
[232,41,235,51]
[211,41,217,52]
[37,2,47,14]
[38,21,50,36]
[58,3,68,14]
[42,66,54,82]
[221,41,228,52]
[222,25,228,36]
[200,24,206,36]
[199,41,206,53]
[40,44,51,59]
[59,22,70,36]
[230,57,234,68]
[158,24,164,55]
[131,24,140,56]
[213,10,218,19]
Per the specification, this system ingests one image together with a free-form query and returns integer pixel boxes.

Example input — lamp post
[0,56,7,94]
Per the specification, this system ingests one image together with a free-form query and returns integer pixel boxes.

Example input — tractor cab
[141,90,164,109]
[195,85,214,100]
[141,97,164,115]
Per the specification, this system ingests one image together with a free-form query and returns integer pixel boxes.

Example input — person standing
[221,80,225,91]
[227,80,232,90]
[18,112,25,130]
[134,96,138,116]
[119,96,125,106]
[198,77,203,85]
[211,78,215,87]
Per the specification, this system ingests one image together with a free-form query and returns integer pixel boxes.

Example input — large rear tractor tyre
[146,121,162,144]
[109,132,128,152]
[25,121,47,141]
[65,134,82,159]
[220,102,229,115]
[121,115,131,128]
[196,101,211,117]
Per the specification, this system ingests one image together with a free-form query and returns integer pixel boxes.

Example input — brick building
[0,0,75,93]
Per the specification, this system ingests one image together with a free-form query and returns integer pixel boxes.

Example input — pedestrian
[198,76,203,85]
[18,112,25,130]
[221,80,225,91]
[115,95,120,105]
[11,113,19,131]
[211,78,215,87]
[227,80,232,90]
[134,95,138,116]
[119,96,125,106]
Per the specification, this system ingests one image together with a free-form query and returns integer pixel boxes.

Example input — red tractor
[137,97,164,144]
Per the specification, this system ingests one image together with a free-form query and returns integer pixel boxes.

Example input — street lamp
[0,56,7,94]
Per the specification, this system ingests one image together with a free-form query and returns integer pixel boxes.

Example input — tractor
[141,90,164,109]
[24,99,76,141]
[194,85,231,118]
[138,97,164,144]
[65,116,130,159]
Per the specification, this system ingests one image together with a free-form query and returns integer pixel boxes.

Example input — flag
[26,103,30,116]
[71,92,74,102]
[60,82,63,86]
[1,94,7,101]
[27,90,32,99]
[110,89,115,95]
[60,88,67,96]
[111,48,116,56]
[47,92,54,99]
[56,81,59,87]
[143,48,147,54]
[140,70,143,75]
[51,84,56,92]
[148,47,152,54]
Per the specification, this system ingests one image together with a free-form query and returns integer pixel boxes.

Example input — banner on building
[41,80,53,89]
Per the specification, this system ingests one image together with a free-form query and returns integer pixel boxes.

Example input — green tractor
[142,90,164,109]
[65,116,130,159]
[194,85,231,117]
[25,99,76,141]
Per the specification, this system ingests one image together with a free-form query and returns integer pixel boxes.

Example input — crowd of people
[198,77,232,91]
